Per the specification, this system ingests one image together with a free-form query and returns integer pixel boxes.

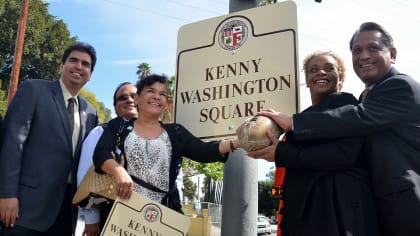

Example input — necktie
[67,97,76,132]
[360,88,369,102]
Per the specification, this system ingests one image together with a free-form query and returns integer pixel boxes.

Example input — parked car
[269,217,278,225]
[257,215,271,235]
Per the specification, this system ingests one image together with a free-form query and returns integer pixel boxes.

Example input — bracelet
[229,139,237,152]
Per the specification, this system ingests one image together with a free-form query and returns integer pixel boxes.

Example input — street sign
[175,1,299,139]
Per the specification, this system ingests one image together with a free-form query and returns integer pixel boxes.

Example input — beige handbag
[72,153,125,208]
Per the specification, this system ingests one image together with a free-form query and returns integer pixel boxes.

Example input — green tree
[0,0,76,90]
[136,62,151,81]
[258,167,278,217]
[79,89,111,124]
[182,175,197,201]
[183,159,225,203]
[168,75,176,97]
[259,0,277,6]
[258,179,279,217]
[0,0,77,115]
[266,166,275,181]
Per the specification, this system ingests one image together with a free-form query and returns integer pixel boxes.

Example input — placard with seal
[101,192,191,236]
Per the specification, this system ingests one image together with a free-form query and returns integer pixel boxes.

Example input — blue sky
[45,0,420,180]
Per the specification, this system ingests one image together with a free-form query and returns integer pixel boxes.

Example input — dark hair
[61,42,97,72]
[113,82,132,106]
[135,74,168,95]
[349,22,394,51]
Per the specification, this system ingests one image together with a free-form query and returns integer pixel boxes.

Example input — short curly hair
[302,50,346,90]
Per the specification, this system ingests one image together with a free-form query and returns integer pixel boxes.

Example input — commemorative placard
[101,192,191,236]
[175,1,299,140]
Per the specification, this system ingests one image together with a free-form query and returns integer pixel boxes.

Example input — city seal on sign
[143,205,160,223]
[218,19,248,51]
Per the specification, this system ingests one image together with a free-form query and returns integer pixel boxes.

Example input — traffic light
[271,186,281,197]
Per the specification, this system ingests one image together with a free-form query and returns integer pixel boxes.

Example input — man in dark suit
[0,42,99,235]
[252,22,420,236]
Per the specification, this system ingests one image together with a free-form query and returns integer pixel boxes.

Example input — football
[236,115,283,151]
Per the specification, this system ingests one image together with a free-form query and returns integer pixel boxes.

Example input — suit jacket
[0,79,98,231]
[276,92,379,236]
[293,68,420,235]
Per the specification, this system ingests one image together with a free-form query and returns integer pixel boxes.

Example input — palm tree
[167,75,176,97]
[136,62,151,81]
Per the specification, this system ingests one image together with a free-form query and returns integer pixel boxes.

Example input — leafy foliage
[136,62,151,81]
[0,0,110,119]
[79,89,111,124]
[259,0,277,6]
[258,167,279,217]
[0,0,77,89]
[258,179,279,218]
[183,159,224,181]
[182,175,197,201]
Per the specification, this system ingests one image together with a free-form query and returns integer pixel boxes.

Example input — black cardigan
[93,117,228,208]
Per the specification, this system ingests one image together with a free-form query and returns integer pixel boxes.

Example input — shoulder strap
[130,174,168,194]
[116,118,135,152]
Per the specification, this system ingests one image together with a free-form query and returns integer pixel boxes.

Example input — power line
[103,0,191,22]
[168,0,225,15]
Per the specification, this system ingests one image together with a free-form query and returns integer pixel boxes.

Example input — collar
[59,78,78,105]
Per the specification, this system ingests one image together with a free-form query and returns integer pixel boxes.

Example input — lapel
[51,80,73,150]
[365,68,399,99]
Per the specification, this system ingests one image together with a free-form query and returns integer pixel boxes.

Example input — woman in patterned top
[93,74,240,213]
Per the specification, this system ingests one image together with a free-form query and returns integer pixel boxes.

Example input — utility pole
[222,2,259,235]
[8,0,30,106]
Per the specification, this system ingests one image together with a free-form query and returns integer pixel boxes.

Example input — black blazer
[276,92,379,236]
[292,68,420,235]
[0,79,98,231]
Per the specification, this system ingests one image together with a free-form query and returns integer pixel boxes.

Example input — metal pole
[222,1,259,235]
[8,0,30,106]
[222,149,259,236]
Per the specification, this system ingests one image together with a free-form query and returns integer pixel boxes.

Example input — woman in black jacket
[247,51,380,236]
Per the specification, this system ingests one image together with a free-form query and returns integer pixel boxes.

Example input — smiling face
[60,50,92,95]
[305,54,343,104]
[114,84,138,119]
[135,81,168,118]
[351,30,396,86]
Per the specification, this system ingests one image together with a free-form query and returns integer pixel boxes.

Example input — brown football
[236,115,283,151]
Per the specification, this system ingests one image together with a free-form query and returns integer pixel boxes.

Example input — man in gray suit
[0,42,98,235]
[249,22,420,236]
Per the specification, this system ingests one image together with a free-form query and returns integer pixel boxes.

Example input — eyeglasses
[116,93,135,102]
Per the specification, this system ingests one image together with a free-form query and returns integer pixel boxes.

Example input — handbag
[73,119,131,209]
[72,152,125,209]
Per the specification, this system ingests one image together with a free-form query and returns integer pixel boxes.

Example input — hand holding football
[236,115,283,152]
